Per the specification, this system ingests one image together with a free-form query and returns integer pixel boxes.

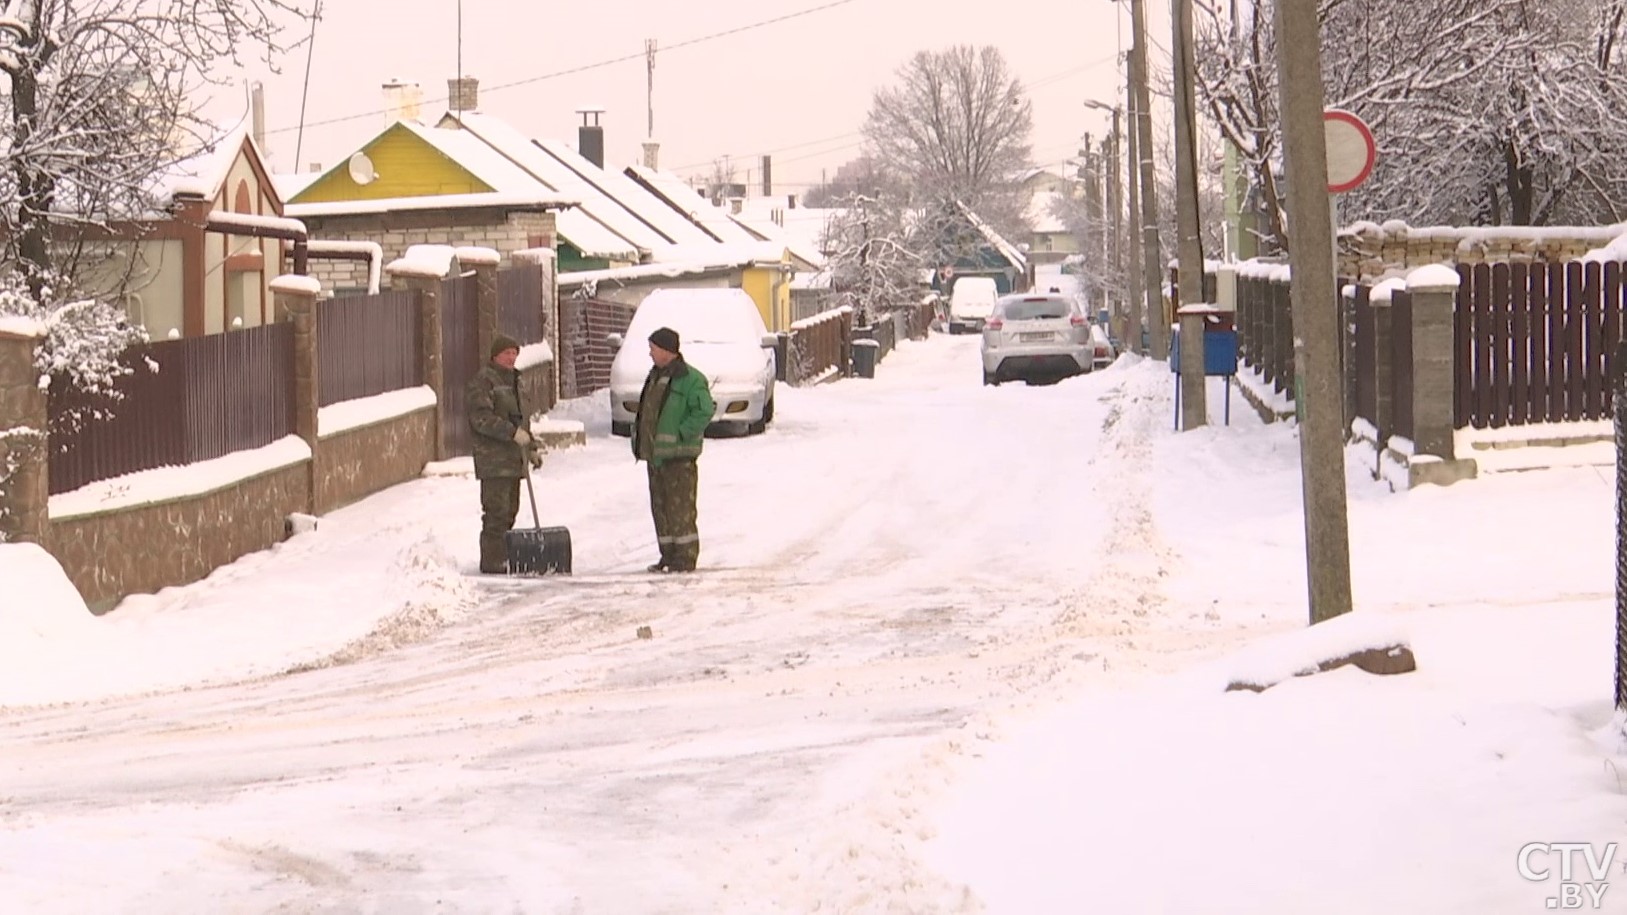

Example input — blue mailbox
[1170,326,1239,427]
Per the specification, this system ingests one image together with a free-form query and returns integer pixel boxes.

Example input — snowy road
[1,336,1258,912]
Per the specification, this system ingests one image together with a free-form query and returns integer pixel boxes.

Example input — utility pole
[1171,0,1206,427]
[645,39,658,138]
[1106,108,1122,326]
[1273,0,1353,623]
[1129,0,1165,360]
[1124,82,1144,354]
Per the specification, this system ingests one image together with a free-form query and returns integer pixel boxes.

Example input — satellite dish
[347,151,377,186]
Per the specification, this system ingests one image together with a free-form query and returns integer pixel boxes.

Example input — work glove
[528,445,544,469]
[512,427,532,447]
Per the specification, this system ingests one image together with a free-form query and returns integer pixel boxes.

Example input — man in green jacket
[467,333,542,573]
[633,326,715,573]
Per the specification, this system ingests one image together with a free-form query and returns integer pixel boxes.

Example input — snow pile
[386,244,456,279]
[0,315,46,338]
[453,246,501,267]
[285,534,476,673]
[317,386,436,437]
[0,543,99,648]
[49,435,311,521]
[269,274,322,297]
[516,341,553,371]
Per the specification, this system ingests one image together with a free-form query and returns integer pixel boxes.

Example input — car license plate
[1018,332,1053,342]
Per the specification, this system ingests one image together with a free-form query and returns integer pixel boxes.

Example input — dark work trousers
[479,477,522,572]
[647,459,700,569]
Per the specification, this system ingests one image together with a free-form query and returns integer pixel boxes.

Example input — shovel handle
[519,439,542,528]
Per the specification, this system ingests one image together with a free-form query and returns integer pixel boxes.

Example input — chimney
[761,155,772,196]
[728,197,744,215]
[308,162,321,173]
[447,76,479,113]
[641,140,660,170]
[383,79,424,124]
[577,108,605,169]
[787,194,797,209]
[250,82,266,152]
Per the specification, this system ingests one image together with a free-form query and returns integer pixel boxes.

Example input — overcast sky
[222,0,1171,194]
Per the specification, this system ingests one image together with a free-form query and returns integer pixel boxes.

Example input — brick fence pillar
[272,276,320,513]
[387,263,449,460]
[0,327,48,544]
[1406,270,1461,460]
[1371,284,1395,441]
[514,248,560,402]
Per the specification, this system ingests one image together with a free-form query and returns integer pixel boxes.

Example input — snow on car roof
[629,288,766,343]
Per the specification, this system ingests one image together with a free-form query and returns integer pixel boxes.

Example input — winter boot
[479,533,509,574]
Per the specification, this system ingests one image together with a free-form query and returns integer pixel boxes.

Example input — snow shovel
[505,461,572,576]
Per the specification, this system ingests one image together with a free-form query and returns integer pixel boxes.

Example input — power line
[663,53,1121,180]
[267,0,861,137]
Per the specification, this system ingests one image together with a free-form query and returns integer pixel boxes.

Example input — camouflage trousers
[647,459,700,569]
[478,477,522,573]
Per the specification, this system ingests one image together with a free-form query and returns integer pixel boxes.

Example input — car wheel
[762,397,775,424]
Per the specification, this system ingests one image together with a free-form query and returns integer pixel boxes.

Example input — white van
[948,276,1000,334]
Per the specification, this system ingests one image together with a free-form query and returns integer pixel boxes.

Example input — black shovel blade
[505,526,572,575]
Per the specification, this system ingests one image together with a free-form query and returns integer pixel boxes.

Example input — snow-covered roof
[273,170,322,201]
[556,259,745,288]
[724,215,825,271]
[623,165,761,244]
[956,201,1028,270]
[648,241,790,269]
[1027,191,1068,235]
[439,112,667,254]
[152,118,256,206]
[285,191,575,218]
[531,138,717,247]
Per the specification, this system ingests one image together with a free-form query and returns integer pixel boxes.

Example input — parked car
[1089,323,1115,370]
[947,276,1000,334]
[608,288,778,437]
[980,293,1093,385]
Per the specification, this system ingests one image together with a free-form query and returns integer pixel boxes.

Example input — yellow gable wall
[292,123,494,203]
[741,261,792,332]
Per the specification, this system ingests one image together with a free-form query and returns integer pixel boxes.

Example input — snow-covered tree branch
[819,192,924,326]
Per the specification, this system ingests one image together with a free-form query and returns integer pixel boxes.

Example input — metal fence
[48,323,295,494]
[497,263,546,344]
[316,289,422,407]
[438,272,482,455]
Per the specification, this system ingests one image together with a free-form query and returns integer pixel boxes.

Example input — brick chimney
[642,140,660,170]
[577,108,605,168]
[447,76,479,113]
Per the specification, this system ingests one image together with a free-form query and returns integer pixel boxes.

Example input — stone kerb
[0,325,48,544]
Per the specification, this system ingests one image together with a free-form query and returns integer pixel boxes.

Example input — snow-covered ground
[2,334,1624,913]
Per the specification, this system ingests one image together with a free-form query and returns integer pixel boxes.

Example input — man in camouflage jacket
[467,334,542,573]
[633,326,715,573]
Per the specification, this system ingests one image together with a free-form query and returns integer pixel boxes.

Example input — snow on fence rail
[787,305,853,386]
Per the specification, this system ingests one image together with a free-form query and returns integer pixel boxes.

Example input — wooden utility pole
[1129,0,1165,359]
[1172,0,1206,427]
[1273,0,1353,623]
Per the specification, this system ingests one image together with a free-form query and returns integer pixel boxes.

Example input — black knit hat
[648,326,680,355]
[490,333,521,359]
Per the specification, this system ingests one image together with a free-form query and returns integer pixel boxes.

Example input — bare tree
[863,45,1033,218]
[0,0,310,296]
[803,154,902,208]
[819,192,923,326]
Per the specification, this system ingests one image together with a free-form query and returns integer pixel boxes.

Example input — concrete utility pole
[1171,0,1206,427]
[1272,0,1354,623]
[1129,0,1166,359]
[1106,108,1122,325]
[1124,86,1145,353]
[645,39,658,138]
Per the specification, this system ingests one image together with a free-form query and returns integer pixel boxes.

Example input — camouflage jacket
[466,362,527,479]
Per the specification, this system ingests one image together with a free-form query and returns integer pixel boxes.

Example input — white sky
[219,0,1166,192]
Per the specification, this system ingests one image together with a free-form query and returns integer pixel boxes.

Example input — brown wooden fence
[788,307,853,384]
[1391,290,1415,441]
[316,289,421,407]
[497,263,546,344]
[48,323,295,495]
[1352,285,1377,430]
[1454,261,1625,429]
[439,272,481,455]
[1236,272,1295,398]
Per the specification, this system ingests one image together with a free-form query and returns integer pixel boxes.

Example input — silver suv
[979,294,1093,385]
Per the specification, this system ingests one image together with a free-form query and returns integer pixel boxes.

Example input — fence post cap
[1404,264,1462,292]
[453,246,501,268]
[270,274,322,297]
